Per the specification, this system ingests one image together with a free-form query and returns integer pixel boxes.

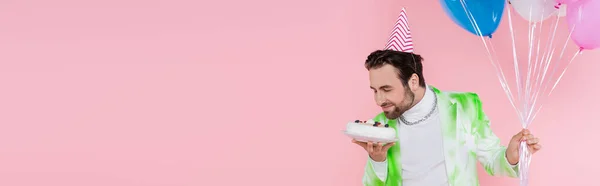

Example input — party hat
[385,8,414,52]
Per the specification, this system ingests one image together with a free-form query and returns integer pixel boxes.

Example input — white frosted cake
[345,119,397,143]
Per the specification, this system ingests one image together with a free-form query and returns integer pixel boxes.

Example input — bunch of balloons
[439,0,598,186]
[440,0,599,50]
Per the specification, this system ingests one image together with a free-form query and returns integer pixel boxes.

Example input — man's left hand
[506,129,542,165]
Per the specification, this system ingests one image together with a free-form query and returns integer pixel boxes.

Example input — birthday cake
[344,119,397,143]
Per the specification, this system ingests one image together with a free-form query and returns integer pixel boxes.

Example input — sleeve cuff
[369,157,387,166]
[368,157,388,181]
[503,149,520,175]
[503,151,519,167]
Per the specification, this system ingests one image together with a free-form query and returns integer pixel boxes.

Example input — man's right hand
[352,139,395,162]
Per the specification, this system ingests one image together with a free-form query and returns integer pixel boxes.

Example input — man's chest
[397,115,446,164]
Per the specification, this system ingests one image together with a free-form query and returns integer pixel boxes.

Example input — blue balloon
[439,0,505,37]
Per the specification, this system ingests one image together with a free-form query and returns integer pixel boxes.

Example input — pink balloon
[566,0,600,50]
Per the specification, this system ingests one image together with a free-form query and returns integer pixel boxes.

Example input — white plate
[342,130,398,143]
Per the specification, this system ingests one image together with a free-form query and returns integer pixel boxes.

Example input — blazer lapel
[387,118,403,186]
[373,114,402,186]
[432,86,459,186]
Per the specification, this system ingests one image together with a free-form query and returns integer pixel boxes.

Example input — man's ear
[409,73,419,91]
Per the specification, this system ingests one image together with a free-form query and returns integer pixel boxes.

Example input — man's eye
[383,89,391,92]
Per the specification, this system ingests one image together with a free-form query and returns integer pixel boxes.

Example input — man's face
[369,64,415,119]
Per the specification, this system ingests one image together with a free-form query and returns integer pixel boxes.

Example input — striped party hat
[385,8,414,52]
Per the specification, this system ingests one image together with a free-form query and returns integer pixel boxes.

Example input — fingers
[352,139,368,149]
[527,136,541,152]
[383,142,395,151]
[526,137,539,145]
[352,139,395,153]
[527,143,542,153]
[514,129,537,142]
[512,130,524,141]
[517,130,541,153]
[521,132,539,145]
[375,142,383,152]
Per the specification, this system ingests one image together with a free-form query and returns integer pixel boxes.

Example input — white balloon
[509,0,559,22]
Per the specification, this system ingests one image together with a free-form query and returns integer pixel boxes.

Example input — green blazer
[362,86,519,186]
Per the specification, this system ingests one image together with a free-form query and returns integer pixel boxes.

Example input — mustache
[381,102,393,107]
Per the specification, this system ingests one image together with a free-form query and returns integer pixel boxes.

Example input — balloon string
[528,13,558,119]
[524,0,550,125]
[506,6,526,123]
[527,19,578,123]
[526,0,551,121]
[524,2,536,118]
[505,7,531,186]
[525,14,560,124]
[519,140,532,186]
[549,51,581,95]
[460,0,521,121]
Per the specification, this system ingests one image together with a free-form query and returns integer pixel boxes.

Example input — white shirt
[369,85,449,186]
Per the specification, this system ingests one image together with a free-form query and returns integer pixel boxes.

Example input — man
[352,50,542,186]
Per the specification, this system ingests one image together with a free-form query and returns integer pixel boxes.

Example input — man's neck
[401,85,435,122]
[409,86,427,109]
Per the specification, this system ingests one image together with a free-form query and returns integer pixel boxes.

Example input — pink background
[0,0,598,185]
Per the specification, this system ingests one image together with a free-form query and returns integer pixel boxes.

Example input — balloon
[556,0,582,5]
[440,0,506,37]
[509,0,559,22]
[566,0,600,50]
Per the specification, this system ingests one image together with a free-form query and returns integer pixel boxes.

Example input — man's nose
[375,93,385,105]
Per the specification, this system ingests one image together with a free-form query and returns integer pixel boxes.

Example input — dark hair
[364,50,426,87]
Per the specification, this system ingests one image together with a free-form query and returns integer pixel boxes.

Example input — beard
[383,89,415,119]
